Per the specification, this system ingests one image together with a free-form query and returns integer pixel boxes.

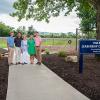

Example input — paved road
[6,63,90,100]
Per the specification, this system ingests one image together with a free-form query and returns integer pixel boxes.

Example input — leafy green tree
[67,32,75,38]
[0,22,13,37]
[15,26,27,35]
[60,33,67,38]
[12,0,100,39]
[77,6,96,39]
[27,25,36,36]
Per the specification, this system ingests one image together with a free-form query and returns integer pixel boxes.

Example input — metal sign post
[79,54,83,73]
[76,28,78,51]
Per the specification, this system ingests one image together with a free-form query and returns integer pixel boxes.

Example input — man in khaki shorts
[7,32,14,65]
[34,32,42,65]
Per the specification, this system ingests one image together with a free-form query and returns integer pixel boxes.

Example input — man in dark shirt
[14,32,22,65]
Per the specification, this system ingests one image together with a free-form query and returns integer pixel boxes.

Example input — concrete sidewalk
[6,64,90,100]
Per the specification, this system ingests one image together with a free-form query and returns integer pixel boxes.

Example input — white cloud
[0,0,80,33]
[0,11,80,33]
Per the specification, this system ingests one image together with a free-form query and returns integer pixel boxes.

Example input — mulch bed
[42,46,68,52]
[42,54,100,100]
[0,54,100,100]
[0,57,9,100]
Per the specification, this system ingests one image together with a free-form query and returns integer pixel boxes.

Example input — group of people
[7,31,42,66]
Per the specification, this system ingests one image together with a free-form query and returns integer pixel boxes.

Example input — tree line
[0,21,96,39]
[0,22,36,37]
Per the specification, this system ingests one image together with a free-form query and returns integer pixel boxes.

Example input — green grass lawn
[0,38,76,48]
[0,39,7,48]
[42,38,76,46]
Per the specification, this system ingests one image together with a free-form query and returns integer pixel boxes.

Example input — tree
[15,26,27,35]
[60,33,67,38]
[0,22,13,37]
[12,0,100,39]
[27,25,36,36]
[67,32,76,38]
[77,5,96,39]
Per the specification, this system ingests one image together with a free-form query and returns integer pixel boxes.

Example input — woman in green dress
[27,35,36,64]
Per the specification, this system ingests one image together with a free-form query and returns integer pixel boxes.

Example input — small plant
[46,51,50,55]
[58,51,67,57]
[45,48,50,55]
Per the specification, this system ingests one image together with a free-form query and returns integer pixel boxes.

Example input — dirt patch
[42,54,100,100]
[0,57,9,100]
[42,45,70,52]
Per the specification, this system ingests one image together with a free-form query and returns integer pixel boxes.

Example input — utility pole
[76,28,78,51]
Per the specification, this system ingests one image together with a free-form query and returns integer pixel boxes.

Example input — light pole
[76,28,78,51]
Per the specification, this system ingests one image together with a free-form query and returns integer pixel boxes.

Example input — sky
[0,0,80,33]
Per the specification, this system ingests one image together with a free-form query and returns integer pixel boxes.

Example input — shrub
[46,51,50,55]
[58,51,67,57]
[45,48,50,55]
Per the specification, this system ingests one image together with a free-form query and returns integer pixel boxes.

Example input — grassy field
[0,38,76,48]
[0,39,7,48]
[42,38,76,46]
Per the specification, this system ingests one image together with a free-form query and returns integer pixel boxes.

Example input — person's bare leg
[38,47,42,64]
[30,56,32,64]
[32,56,34,64]
[36,47,42,65]
[36,47,40,64]
[30,55,34,64]
[39,47,42,63]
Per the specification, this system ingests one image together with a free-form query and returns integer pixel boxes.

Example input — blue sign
[79,40,100,73]
[80,40,100,54]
